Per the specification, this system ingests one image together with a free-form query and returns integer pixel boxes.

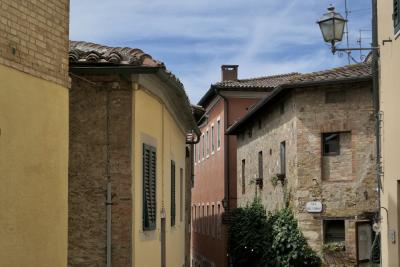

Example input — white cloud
[70,0,371,103]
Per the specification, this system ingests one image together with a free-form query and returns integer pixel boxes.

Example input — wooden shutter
[280,141,286,175]
[395,0,400,32]
[143,144,156,230]
[258,151,263,179]
[171,160,176,226]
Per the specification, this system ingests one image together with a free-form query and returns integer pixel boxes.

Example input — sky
[70,0,372,103]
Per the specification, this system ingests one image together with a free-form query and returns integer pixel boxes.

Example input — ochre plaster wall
[0,64,68,267]
[378,1,400,266]
[133,88,186,267]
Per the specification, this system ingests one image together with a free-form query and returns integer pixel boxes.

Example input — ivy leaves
[229,199,321,267]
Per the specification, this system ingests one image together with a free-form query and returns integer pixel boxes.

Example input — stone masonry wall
[0,0,70,87]
[237,93,297,212]
[69,74,132,267]
[295,82,377,259]
[236,82,377,264]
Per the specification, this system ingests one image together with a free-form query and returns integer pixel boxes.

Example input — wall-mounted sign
[306,201,323,213]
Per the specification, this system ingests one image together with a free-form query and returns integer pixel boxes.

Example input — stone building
[192,66,298,267]
[68,41,199,267]
[0,1,70,266]
[227,62,378,265]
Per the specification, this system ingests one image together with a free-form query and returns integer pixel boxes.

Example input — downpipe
[106,182,112,267]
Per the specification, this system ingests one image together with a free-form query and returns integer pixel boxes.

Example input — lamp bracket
[331,45,379,54]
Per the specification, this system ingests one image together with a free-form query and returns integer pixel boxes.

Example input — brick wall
[236,93,297,211]
[69,74,132,266]
[0,0,70,87]
[295,83,377,252]
[236,81,377,262]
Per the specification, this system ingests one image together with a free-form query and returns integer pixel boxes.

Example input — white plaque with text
[306,201,323,213]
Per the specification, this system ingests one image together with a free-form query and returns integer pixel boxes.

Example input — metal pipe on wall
[106,89,112,267]
[106,182,112,267]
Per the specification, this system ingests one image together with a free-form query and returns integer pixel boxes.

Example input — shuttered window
[171,160,176,226]
[280,141,286,175]
[395,0,400,33]
[143,144,157,231]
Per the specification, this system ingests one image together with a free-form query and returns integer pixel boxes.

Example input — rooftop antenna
[357,29,372,62]
[344,0,351,64]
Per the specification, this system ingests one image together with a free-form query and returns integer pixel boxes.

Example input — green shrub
[228,199,321,267]
[270,208,321,267]
[229,198,273,266]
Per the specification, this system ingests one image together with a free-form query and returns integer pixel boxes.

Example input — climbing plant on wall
[228,198,321,267]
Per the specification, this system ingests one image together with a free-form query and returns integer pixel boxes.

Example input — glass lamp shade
[317,5,347,43]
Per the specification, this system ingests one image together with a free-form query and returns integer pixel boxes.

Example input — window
[180,168,183,222]
[394,0,400,33]
[143,144,157,231]
[206,205,209,235]
[325,90,346,103]
[323,133,340,156]
[241,159,246,194]
[280,141,286,175]
[202,134,205,159]
[211,125,215,153]
[217,204,221,239]
[258,151,263,179]
[212,204,215,237]
[206,130,209,157]
[280,102,285,114]
[217,119,221,149]
[197,206,200,232]
[171,161,176,226]
[194,145,196,164]
[324,220,345,243]
[202,205,205,234]
[197,143,200,163]
[193,206,196,231]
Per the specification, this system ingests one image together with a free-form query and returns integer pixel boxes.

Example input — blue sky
[70,0,371,103]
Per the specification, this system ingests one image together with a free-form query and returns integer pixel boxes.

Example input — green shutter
[171,161,176,226]
[143,144,157,231]
[395,0,400,33]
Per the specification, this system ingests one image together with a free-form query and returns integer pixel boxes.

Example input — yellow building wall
[378,1,400,266]
[0,64,68,267]
[133,88,186,267]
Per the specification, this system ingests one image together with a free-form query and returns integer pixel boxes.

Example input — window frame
[202,134,205,160]
[206,129,209,158]
[258,151,263,179]
[142,143,157,231]
[394,0,400,34]
[323,219,346,244]
[211,124,215,154]
[180,168,183,223]
[241,159,246,195]
[217,118,221,151]
[280,141,286,176]
[170,160,176,227]
[322,132,341,156]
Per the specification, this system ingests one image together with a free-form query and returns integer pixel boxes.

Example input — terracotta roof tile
[69,41,187,95]
[69,41,163,67]
[289,62,371,85]
[227,62,372,135]
[213,72,300,89]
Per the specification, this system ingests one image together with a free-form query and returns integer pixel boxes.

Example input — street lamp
[317,5,378,54]
[317,5,347,46]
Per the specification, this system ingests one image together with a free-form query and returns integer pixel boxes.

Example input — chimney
[221,65,238,81]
